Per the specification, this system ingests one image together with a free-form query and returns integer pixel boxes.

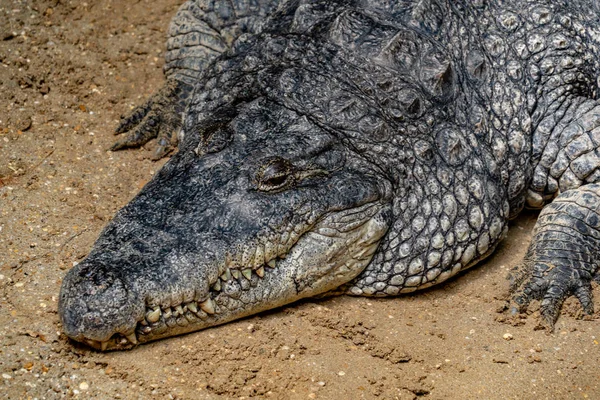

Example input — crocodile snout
[59,260,144,350]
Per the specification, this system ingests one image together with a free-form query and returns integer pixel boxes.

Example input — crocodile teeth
[101,341,108,351]
[199,298,215,314]
[186,302,197,313]
[254,246,264,269]
[231,269,241,279]
[220,268,231,281]
[242,268,252,280]
[175,304,184,316]
[163,308,172,319]
[267,259,276,268]
[146,307,161,323]
[126,333,138,345]
[141,325,152,334]
[213,280,221,291]
[256,266,265,278]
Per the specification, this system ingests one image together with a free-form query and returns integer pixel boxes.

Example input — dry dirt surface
[1,1,599,399]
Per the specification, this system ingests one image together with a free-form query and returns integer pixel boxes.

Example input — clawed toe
[111,79,188,159]
[509,261,596,330]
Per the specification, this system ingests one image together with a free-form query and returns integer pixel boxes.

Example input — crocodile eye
[256,157,295,192]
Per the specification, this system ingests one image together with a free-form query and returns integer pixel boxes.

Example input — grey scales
[58,0,600,351]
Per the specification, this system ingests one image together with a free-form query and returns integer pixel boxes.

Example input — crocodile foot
[508,185,600,330]
[112,79,191,160]
[509,261,596,330]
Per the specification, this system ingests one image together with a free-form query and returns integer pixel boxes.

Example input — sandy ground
[1,1,599,399]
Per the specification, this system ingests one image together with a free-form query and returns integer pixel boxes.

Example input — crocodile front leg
[112,79,193,160]
[510,185,600,328]
[112,0,281,159]
[511,99,600,328]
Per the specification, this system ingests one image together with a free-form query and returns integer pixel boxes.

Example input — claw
[151,144,173,161]
[573,284,595,314]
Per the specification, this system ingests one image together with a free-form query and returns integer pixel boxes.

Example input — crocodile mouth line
[82,202,384,351]
[84,248,285,351]
[137,257,282,338]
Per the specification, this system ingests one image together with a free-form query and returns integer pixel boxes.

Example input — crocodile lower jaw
[79,201,389,351]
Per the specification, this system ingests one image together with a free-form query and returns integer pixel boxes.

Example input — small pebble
[338,371,345,376]
[79,382,89,390]
[503,333,513,340]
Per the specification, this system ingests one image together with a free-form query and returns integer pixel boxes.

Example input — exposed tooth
[175,305,184,316]
[140,319,148,326]
[126,333,138,345]
[163,308,172,319]
[254,245,264,268]
[213,280,222,291]
[199,298,215,314]
[267,259,276,268]
[101,341,108,351]
[242,268,252,280]
[146,307,161,323]
[231,269,241,279]
[141,325,152,334]
[187,302,198,313]
[256,266,265,278]
[220,268,231,281]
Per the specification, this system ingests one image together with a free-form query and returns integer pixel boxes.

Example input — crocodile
[59,0,600,351]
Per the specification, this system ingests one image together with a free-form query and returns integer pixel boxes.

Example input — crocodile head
[59,93,393,350]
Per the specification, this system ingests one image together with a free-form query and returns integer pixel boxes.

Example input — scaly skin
[60,0,600,350]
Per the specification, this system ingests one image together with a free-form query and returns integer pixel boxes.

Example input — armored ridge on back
[58,0,600,351]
